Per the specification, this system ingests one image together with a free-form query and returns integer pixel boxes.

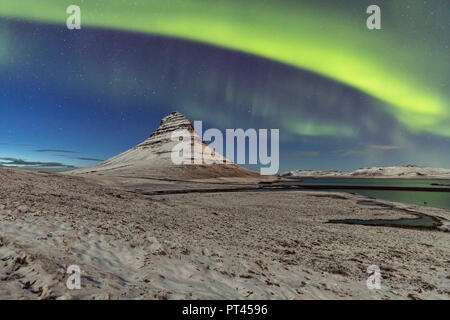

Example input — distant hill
[70,112,260,179]
[280,165,450,179]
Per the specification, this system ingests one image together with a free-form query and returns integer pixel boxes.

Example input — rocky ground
[0,168,449,299]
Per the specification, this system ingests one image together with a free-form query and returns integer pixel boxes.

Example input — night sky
[0,0,449,173]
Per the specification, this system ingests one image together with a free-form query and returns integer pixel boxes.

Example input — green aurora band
[1,0,448,136]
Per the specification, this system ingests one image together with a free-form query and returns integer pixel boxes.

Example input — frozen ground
[0,168,448,300]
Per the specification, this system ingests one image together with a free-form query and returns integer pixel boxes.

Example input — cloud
[280,151,320,158]
[76,157,104,162]
[56,155,104,162]
[367,145,401,150]
[0,157,76,172]
[337,144,401,157]
[35,149,78,153]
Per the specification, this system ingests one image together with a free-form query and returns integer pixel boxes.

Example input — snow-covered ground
[69,112,255,179]
[280,165,450,179]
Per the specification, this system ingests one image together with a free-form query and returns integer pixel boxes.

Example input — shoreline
[280,176,450,180]
[267,184,450,192]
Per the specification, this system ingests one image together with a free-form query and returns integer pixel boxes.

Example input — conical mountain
[71,112,259,179]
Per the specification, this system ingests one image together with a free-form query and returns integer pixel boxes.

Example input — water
[277,178,450,210]
[328,201,440,229]
[328,213,439,229]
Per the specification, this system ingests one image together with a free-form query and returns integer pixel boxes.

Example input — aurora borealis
[0,0,449,172]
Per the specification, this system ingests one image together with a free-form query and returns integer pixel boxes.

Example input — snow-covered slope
[350,165,450,178]
[70,112,258,178]
[280,165,450,179]
[279,170,346,178]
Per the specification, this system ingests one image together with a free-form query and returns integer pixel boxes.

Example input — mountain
[350,165,450,178]
[280,165,450,179]
[279,170,346,178]
[70,112,259,179]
